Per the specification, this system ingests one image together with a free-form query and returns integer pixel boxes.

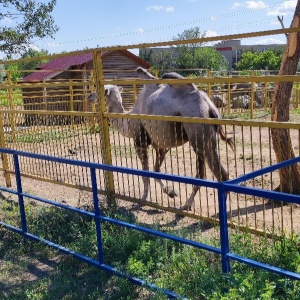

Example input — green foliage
[0,88,23,105]
[5,128,81,143]
[18,48,50,77]
[0,63,6,82]
[175,46,228,72]
[2,200,300,299]
[174,27,228,72]
[174,27,204,48]
[236,49,283,71]
[2,49,51,82]
[0,0,58,55]
[5,62,22,82]
[139,49,173,75]
[140,27,229,75]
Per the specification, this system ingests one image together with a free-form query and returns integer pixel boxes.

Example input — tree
[175,46,228,72]
[174,27,228,73]
[139,27,228,75]
[175,27,204,49]
[140,49,173,75]
[3,48,50,82]
[271,0,300,195]
[5,62,20,82]
[0,0,58,55]
[18,48,50,77]
[236,48,284,71]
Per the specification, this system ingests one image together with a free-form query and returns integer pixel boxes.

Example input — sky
[2,0,299,55]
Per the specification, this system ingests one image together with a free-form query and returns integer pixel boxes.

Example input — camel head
[136,67,157,79]
[87,85,124,113]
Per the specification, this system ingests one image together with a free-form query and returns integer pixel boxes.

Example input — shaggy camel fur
[88,67,234,210]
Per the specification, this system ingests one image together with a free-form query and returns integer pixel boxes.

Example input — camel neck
[109,116,132,139]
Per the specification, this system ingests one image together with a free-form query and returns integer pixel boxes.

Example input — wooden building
[21,50,151,125]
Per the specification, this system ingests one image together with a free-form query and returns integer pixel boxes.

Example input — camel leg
[178,124,206,211]
[134,124,151,202]
[154,148,178,198]
[135,145,150,201]
[180,152,206,211]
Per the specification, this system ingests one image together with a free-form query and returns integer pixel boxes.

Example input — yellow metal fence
[2,27,300,236]
[1,97,300,236]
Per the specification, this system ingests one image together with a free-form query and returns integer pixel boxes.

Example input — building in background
[214,40,284,70]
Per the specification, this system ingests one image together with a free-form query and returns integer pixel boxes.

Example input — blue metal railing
[1,148,300,299]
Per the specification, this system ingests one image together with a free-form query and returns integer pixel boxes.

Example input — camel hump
[162,72,184,79]
[162,72,194,89]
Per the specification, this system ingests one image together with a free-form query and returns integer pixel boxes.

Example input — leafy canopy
[0,0,58,55]
[174,27,228,72]
[140,27,228,75]
[235,48,285,71]
[4,48,50,82]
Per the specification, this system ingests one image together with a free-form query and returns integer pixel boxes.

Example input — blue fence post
[13,153,28,239]
[90,167,104,265]
[218,185,230,274]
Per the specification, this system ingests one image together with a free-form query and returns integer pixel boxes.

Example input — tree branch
[277,15,289,40]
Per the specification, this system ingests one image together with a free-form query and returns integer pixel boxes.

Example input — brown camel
[88,67,234,210]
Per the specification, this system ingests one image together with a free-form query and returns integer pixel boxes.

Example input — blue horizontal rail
[1,148,300,298]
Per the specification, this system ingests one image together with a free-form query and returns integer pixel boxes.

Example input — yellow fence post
[264,83,268,108]
[207,70,211,98]
[43,79,47,110]
[227,82,231,114]
[69,79,74,127]
[7,70,16,142]
[92,49,115,205]
[0,111,11,187]
[133,83,137,103]
[250,81,254,119]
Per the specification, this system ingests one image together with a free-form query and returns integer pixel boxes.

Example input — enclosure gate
[1,148,300,299]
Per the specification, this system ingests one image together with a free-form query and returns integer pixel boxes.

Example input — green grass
[1,197,300,299]
[5,128,84,143]
[222,110,271,120]
[0,88,23,106]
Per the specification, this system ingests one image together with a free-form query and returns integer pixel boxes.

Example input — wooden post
[92,50,115,205]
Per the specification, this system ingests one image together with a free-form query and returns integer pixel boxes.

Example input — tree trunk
[271,0,300,194]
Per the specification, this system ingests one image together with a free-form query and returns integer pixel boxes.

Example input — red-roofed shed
[21,50,151,125]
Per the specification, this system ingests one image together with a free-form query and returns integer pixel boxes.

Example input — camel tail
[217,125,235,151]
[209,107,235,151]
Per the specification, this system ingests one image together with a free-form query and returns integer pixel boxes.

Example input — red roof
[22,52,93,81]
[21,50,151,81]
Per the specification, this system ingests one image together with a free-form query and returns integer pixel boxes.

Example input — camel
[88,67,234,210]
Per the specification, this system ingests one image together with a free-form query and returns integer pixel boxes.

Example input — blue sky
[12,1,300,55]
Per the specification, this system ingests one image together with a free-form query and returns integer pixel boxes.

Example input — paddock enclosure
[1,28,300,239]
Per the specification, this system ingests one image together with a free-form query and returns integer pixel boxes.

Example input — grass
[1,196,300,299]
[5,128,86,143]
[0,88,23,106]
